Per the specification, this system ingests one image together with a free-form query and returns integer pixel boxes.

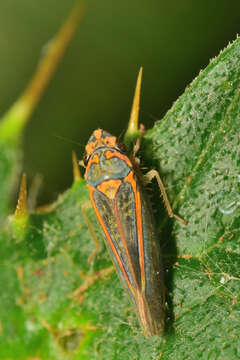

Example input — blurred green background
[0,0,240,205]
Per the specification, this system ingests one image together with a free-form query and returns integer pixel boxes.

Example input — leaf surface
[1,37,240,359]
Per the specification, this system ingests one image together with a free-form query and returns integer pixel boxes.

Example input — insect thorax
[86,148,132,187]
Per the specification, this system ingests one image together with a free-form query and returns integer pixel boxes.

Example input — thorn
[20,1,86,116]
[0,2,86,143]
[15,173,28,218]
[72,151,82,181]
[125,67,143,138]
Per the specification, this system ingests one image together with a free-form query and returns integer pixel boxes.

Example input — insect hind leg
[144,169,187,225]
[81,201,102,264]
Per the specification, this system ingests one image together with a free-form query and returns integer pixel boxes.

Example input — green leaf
[1,36,240,359]
[142,37,240,358]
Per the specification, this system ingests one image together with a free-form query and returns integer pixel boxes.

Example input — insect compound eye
[116,140,126,153]
[83,152,89,166]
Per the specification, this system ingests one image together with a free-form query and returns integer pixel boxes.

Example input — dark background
[0,0,239,205]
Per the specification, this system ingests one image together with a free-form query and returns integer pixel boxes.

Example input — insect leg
[144,169,187,225]
[70,265,114,302]
[81,201,101,264]
[28,174,43,211]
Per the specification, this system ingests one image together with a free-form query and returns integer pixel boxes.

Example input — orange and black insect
[83,69,186,337]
